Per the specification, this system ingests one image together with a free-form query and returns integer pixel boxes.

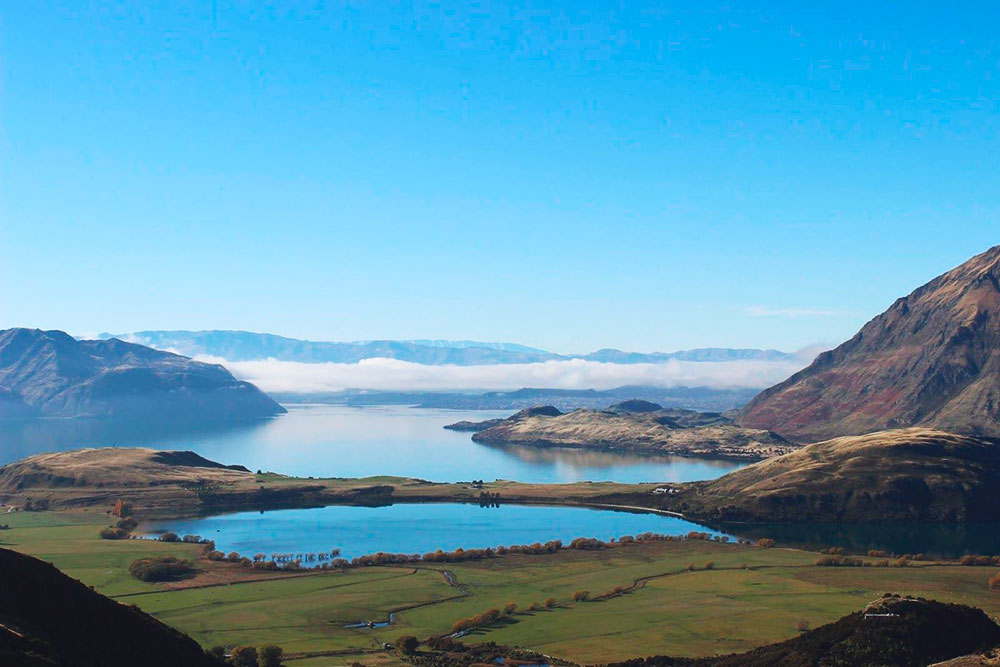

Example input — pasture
[3,510,999,665]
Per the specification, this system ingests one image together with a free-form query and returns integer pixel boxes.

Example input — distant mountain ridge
[98,330,796,366]
[738,245,1000,441]
[0,328,284,421]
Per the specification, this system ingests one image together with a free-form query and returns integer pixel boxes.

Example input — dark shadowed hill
[611,596,1000,667]
[0,547,224,667]
[0,328,284,421]
[738,246,1000,442]
[666,428,1000,523]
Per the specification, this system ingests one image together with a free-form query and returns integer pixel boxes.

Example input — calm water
[144,503,729,560]
[731,522,1000,559]
[0,404,744,484]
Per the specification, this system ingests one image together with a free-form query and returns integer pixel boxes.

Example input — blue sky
[1,2,997,354]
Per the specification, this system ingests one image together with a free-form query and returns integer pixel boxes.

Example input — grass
[3,511,1000,665]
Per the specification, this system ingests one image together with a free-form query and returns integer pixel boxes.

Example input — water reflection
[730,522,1000,559]
[0,404,746,484]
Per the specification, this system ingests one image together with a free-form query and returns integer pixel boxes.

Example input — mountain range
[0,328,284,421]
[98,330,796,366]
[738,245,1000,441]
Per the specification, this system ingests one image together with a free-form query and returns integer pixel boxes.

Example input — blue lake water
[0,404,745,484]
[144,503,728,560]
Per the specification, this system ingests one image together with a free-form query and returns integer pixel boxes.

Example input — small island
[447,401,796,462]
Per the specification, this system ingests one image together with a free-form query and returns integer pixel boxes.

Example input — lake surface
[144,503,729,560]
[0,404,745,484]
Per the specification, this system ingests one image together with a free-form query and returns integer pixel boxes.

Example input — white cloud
[197,356,812,393]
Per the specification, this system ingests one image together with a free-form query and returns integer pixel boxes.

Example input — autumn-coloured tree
[544,597,557,608]
[756,538,775,548]
[396,636,419,655]
[797,620,810,632]
[230,646,259,667]
[705,561,715,570]
[504,602,517,615]
[111,499,132,517]
[989,571,1000,590]
[572,590,589,602]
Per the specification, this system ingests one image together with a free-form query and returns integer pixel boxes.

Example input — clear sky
[1,2,997,354]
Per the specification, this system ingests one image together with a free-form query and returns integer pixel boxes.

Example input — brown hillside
[738,246,1000,441]
[669,428,1000,523]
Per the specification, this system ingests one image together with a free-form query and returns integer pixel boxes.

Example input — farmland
[4,510,1000,665]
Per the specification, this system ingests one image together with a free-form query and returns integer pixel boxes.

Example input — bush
[572,590,589,602]
[99,526,129,540]
[868,549,888,558]
[544,597,557,608]
[704,561,715,570]
[989,571,1000,591]
[181,534,202,543]
[503,602,517,615]
[960,555,999,566]
[756,538,775,548]
[114,516,138,531]
[158,532,179,543]
[797,619,810,632]
[396,636,419,655]
[231,646,258,667]
[258,646,283,667]
[128,556,197,582]
[528,601,540,611]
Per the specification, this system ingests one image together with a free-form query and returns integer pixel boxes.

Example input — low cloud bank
[200,355,818,394]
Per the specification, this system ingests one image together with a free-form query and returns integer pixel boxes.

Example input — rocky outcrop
[738,246,1000,441]
[0,328,284,421]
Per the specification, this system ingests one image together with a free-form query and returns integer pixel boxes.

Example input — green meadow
[3,511,1000,665]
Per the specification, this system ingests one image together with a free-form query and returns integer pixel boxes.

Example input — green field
[3,510,1000,665]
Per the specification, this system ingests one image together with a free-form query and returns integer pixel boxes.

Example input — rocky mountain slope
[0,547,224,667]
[0,328,284,421]
[738,246,1000,441]
[665,428,1000,523]
[462,402,795,461]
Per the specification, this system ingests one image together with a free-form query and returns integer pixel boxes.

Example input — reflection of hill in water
[0,417,271,465]
[731,522,1000,559]
[477,441,740,472]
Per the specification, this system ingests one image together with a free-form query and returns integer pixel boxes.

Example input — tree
[258,645,284,667]
[503,602,517,615]
[544,597,557,608]
[209,646,226,659]
[99,526,128,540]
[158,532,179,543]
[230,646,258,667]
[797,620,810,632]
[396,636,419,655]
[112,499,132,517]
[572,590,589,602]
[704,561,715,570]
[756,538,775,548]
[989,571,1000,590]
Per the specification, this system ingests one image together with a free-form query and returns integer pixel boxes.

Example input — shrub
[797,619,810,632]
[704,561,715,570]
[895,557,910,568]
[989,571,1000,591]
[756,538,775,548]
[396,636,419,655]
[231,646,258,667]
[503,602,517,615]
[181,534,202,543]
[99,526,129,540]
[128,556,197,582]
[960,555,998,566]
[528,601,540,611]
[544,597,557,608]
[208,646,225,659]
[258,645,283,667]
[114,516,138,531]
[572,590,589,602]
[868,549,888,558]
[158,532,179,543]
[687,563,696,571]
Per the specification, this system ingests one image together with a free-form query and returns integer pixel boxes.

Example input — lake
[0,404,745,484]
[143,503,729,560]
